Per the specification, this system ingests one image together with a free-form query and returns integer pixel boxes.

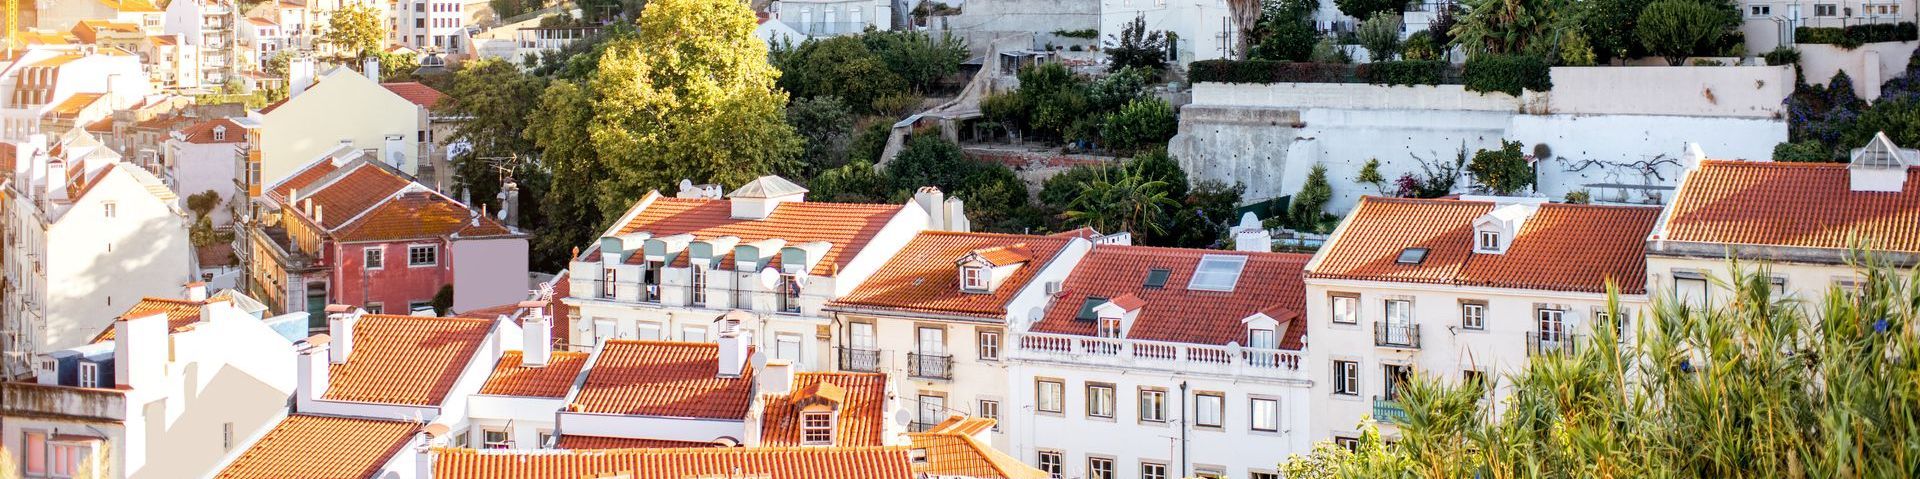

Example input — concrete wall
[1190,83,1524,112]
[937,0,1098,54]
[1544,66,1794,118]
[1798,41,1919,100]
[1098,0,1234,65]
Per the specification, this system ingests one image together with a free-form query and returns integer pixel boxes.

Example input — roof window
[1187,255,1248,292]
[1075,296,1109,321]
[1396,248,1429,265]
[1143,268,1171,289]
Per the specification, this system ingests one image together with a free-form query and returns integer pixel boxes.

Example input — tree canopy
[322,4,385,60]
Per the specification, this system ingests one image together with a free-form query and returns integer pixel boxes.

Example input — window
[79,362,99,388]
[683,326,708,342]
[636,321,663,340]
[364,247,384,269]
[801,411,834,445]
[1143,268,1171,288]
[1037,451,1063,479]
[365,302,385,314]
[1333,360,1359,396]
[1463,369,1488,395]
[482,429,510,449]
[1195,392,1224,428]
[977,329,1001,360]
[1251,472,1280,479]
[1675,275,1708,308]
[1384,364,1411,400]
[779,274,801,313]
[1188,255,1248,291]
[1385,299,1411,327]
[24,431,47,475]
[641,261,662,303]
[1537,308,1566,342]
[409,301,431,313]
[213,126,227,141]
[1815,3,1837,15]
[1871,4,1899,16]
[1247,328,1276,349]
[1461,302,1485,330]
[224,422,235,450]
[1395,247,1428,264]
[407,244,437,266]
[1075,296,1109,320]
[1037,379,1064,413]
[961,265,989,291]
[103,202,117,218]
[1087,383,1115,418]
[1141,462,1168,479]
[1251,397,1279,431]
[1331,294,1358,324]
[1749,4,1770,16]
[690,266,708,306]
[978,399,1000,429]
[1477,230,1500,252]
[1139,387,1167,422]
[1088,457,1115,479]
[536,431,554,449]
[776,333,802,361]
[1098,315,1122,338]
[1334,436,1361,451]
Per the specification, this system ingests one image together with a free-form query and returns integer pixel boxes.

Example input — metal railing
[1526,332,1584,357]
[1373,395,1408,424]
[837,346,882,373]
[908,352,953,380]
[1374,321,1421,349]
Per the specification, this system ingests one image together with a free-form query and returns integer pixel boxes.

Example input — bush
[1462,54,1552,95]
[1188,59,1357,83]
[1357,12,1403,61]
[1467,139,1533,195]
[1771,140,1835,162]
[1311,37,1352,64]
[1106,15,1170,72]
[1796,22,1919,49]
[1359,60,1449,86]
[1402,31,1440,61]
[1053,28,1099,39]
[1100,98,1178,153]
[1691,58,1726,66]
[1290,164,1333,231]
[1764,46,1800,66]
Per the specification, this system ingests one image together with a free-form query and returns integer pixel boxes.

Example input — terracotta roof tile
[476,350,589,398]
[268,157,339,202]
[760,372,887,447]
[431,446,915,479]
[49,93,103,117]
[101,0,162,13]
[569,340,756,418]
[598,196,903,276]
[295,163,413,230]
[1309,197,1658,294]
[830,232,1072,318]
[324,314,493,405]
[1030,245,1311,348]
[382,82,445,109]
[555,435,721,449]
[92,297,229,342]
[215,415,419,479]
[1663,161,1920,254]
[178,118,246,144]
[332,190,513,242]
[908,423,1048,479]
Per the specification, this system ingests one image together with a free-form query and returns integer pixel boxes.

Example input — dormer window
[960,265,989,292]
[800,411,834,445]
[212,126,226,141]
[1247,328,1277,349]
[1098,317,1122,338]
[1477,230,1500,252]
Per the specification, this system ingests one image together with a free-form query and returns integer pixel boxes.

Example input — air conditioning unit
[1044,281,1063,296]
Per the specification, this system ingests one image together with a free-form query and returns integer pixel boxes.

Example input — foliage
[980,91,1030,137]
[1064,165,1184,239]
[1106,15,1171,72]
[814,136,1046,232]
[1562,189,1591,203]
[187,190,222,218]
[1467,139,1533,195]
[1462,54,1552,95]
[887,135,977,193]
[321,4,385,60]
[1311,37,1353,63]
[1401,31,1440,61]
[774,36,907,113]
[1189,59,1352,83]
[809,160,895,203]
[430,284,454,316]
[372,50,423,82]
[1040,164,1115,210]
[525,80,604,271]
[1764,46,1800,66]
[862,31,969,94]
[1579,0,1653,63]
[1249,0,1319,62]
[575,0,646,22]
[1795,22,1919,49]
[1100,98,1178,154]
[1356,158,1385,192]
[1636,0,1737,65]
[1053,28,1100,39]
[1557,30,1598,66]
[444,58,547,214]
[1771,139,1835,162]
[264,50,293,78]
[1336,0,1406,23]
[869,93,924,117]
[1427,2,1463,46]
[786,96,856,179]
[1357,13,1404,61]
[1841,95,1920,150]
[1784,71,1870,158]
[1360,60,1448,86]
[848,121,893,164]
[491,0,544,20]
[1289,164,1332,231]
[1451,0,1569,57]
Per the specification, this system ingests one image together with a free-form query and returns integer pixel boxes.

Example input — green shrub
[1358,60,1449,86]
[1188,59,1357,83]
[1357,12,1403,61]
[1053,28,1099,39]
[1764,46,1800,66]
[1100,98,1178,153]
[1462,54,1551,95]
[1796,22,1918,49]
[1691,58,1726,66]
[1402,30,1440,61]
[1771,140,1835,162]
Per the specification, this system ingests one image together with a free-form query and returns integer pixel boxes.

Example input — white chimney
[944,197,969,232]
[520,300,551,368]
[414,423,448,479]
[363,56,381,83]
[325,305,358,364]
[914,187,945,231]
[760,358,794,395]
[716,311,752,378]
[288,54,315,98]
[1233,212,1272,252]
[45,160,69,202]
[295,335,332,408]
[185,281,208,301]
[199,298,235,325]
[113,313,168,391]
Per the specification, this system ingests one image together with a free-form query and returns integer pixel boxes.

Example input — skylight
[1075,296,1110,321]
[1187,255,1248,292]
[1396,248,1429,265]
[1143,269,1171,289]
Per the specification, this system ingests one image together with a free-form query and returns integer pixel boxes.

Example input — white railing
[1013,331,1303,378]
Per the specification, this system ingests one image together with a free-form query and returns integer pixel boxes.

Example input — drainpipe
[1179,380,1190,477]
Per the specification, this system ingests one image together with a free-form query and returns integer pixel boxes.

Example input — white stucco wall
[254,68,420,187]
[164,139,244,227]
[1544,66,1794,118]
[43,169,195,352]
[1796,41,1919,100]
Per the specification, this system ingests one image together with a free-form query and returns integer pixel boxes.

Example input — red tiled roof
[49,92,103,117]
[555,435,721,449]
[1309,197,1658,294]
[595,196,903,276]
[569,340,756,419]
[1,143,15,176]
[1663,160,1920,254]
[92,297,229,342]
[331,190,513,242]
[909,419,1048,479]
[431,446,915,479]
[295,162,413,230]
[476,350,589,398]
[382,82,445,109]
[178,118,246,144]
[324,314,493,405]
[215,415,419,479]
[1030,245,1311,348]
[268,157,339,202]
[830,232,1072,318]
[101,0,161,13]
[760,372,887,447]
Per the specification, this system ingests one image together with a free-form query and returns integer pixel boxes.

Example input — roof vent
[1849,131,1915,193]
[728,176,808,219]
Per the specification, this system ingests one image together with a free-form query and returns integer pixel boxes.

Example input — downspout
[1180,380,1190,477]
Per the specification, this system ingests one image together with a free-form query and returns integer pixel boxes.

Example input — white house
[162,117,247,227]
[392,0,477,59]
[1301,196,1662,443]
[565,176,963,372]
[770,0,894,37]
[249,59,423,188]
[1099,0,1236,65]
[0,46,152,142]
[2,286,302,479]
[1004,225,1317,479]
[163,0,242,87]
[34,0,165,33]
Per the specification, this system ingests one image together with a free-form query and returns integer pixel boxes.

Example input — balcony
[1012,331,1304,379]
[1526,332,1583,357]
[1372,395,1408,424]
[908,352,953,380]
[1374,321,1421,349]
[837,346,883,373]
[908,421,938,432]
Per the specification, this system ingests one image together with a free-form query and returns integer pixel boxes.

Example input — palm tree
[1063,168,1181,238]
[1227,0,1264,58]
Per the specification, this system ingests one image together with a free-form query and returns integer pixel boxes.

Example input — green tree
[863,31,970,93]
[586,0,801,220]
[1637,0,1735,65]
[809,160,896,203]
[774,36,908,113]
[1250,0,1318,62]
[1842,95,1920,149]
[1290,163,1332,231]
[1100,98,1177,154]
[1357,12,1404,61]
[1580,0,1654,62]
[1467,139,1533,195]
[1336,0,1406,23]
[786,96,856,179]
[1015,63,1093,141]
[1105,15,1170,72]
[526,80,605,270]
[431,284,455,316]
[1450,0,1564,56]
[264,50,293,78]
[321,4,385,60]
[1772,139,1835,162]
[575,0,645,22]
[959,164,1045,234]
[886,135,976,193]
[1039,164,1115,218]
[445,58,547,213]
[848,121,893,164]
[1402,31,1440,60]
[187,190,221,219]
[1063,167,1181,238]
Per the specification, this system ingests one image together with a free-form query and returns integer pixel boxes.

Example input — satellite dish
[892,410,914,426]
[750,350,769,369]
[793,269,812,287]
[758,267,781,289]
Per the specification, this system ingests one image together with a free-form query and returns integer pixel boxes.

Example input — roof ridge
[604,338,719,347]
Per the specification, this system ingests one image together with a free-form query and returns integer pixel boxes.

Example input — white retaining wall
[1797,41,1918,100]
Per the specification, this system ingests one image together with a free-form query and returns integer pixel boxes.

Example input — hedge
[1358,60,1452,86]
[1462,54,1552,96]
[1796,22,1919,49]
[1189,59,1459,86]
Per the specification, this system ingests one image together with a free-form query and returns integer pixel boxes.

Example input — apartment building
[250,60,423,186]
[163,0,242,87]
[69,20,198,89]
[770,0,895,37]
[825,229,1090,446]
[162,117,247,227]
[0,47,151,141]
[1740,0,1917,50]
[565,176,965,370]
[393,0,475,59]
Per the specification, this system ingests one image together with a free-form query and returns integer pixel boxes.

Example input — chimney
[288,54,315,98]
[113,313,169,391]
[314,204,324,226]
[363,56,381,83]
[500,180,520,229]
[1233,212,1272,252]
[944,197,969,232]
[325,304,358,364]
[45,160,68,202]
[295,335,331,407]
[519,300,551,368]
[716,311,752,378]
[414,423,448,479]
[914,187,945,231]
[185,281,208,301]
[760,358,794,396]
[200,298,234,325]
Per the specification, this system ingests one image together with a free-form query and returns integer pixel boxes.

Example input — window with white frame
[1088,457,1115,479]
[482,428,510,449]
[636,321,663,340]
[1139,387,1167,422]
[683,325,708,343]
[1188,255,1249,291]
[961,265,989,292]
[1675,275,1708,309]
[1141,462,1168,479]
[24,431,48,476]
[365,302,385,314]
[1748,4,1770,16]
[1037,378,1064,413]
[103,202,117,218]
[641,260,662,303]
[1098,315,1122,338]
[977,329,1001,360]
[79,362,99,388]
[407,244,437,266]
[1385,299,1411,326]
[213,126,227,141]
[1331,294,1358,324]
[1087,383,1115,418]
[1037,450,1063,479]
[364,247,384,269]
[778,274,801,313]
[1869,3,1899,16]
[537,431,554,449]
[1596,309,1628,342]
[1195,392,1224,428]
[1476,229,1500,252]
[1815,3,1837,15]
[978,399,1000,429]
[776,333,803,361]
[1462,302,1486,330]
[1334,436,1360,451]
[801,411,834,445]
[1251,397,1280,432]
[690,266,708,306]
[1247,328,1277,349]
[1537,308,1566,342]
[1334,360,1359,395]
